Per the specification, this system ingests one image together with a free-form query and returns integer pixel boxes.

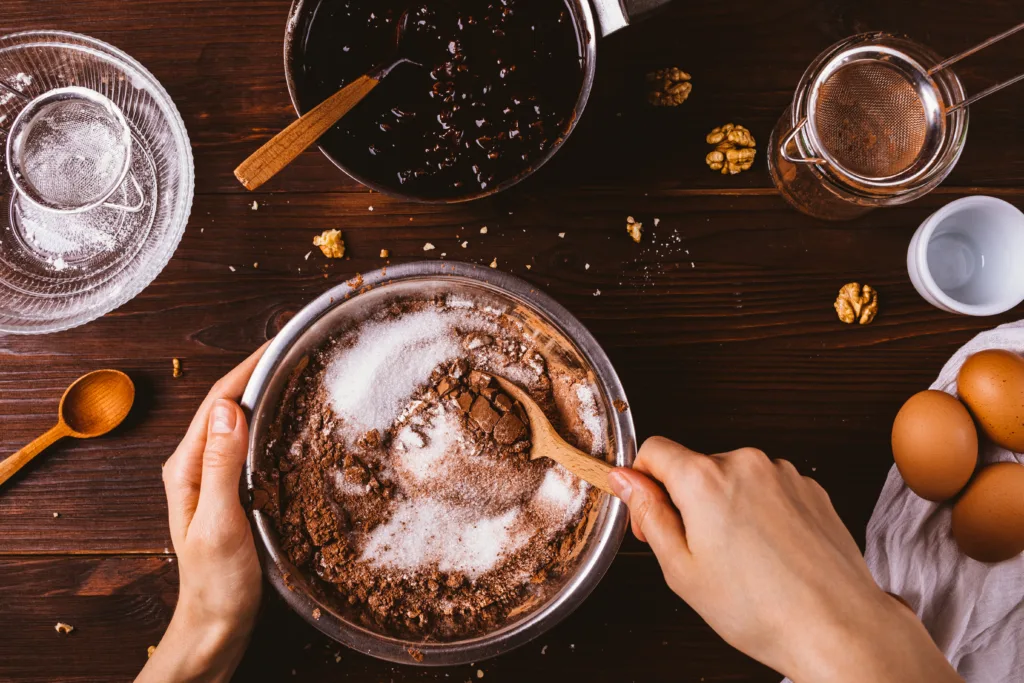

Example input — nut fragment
[172,358,182,378]
[379,249,389,258]
[626,216,643,243]
[55,622,74,635]
[834,282,879,325]
[313,229,345,258]
[646,67,692,106]
[705,123,756,175]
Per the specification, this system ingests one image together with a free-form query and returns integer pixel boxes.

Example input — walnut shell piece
[646,67,692,107]
[705,123,757,175]
[626,216,643,243]
[313,229,345,258]
[834,282,879,324]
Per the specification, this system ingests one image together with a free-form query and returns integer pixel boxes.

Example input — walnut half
[646,67,692,107]
[705,123,756,175]
[834,282,879,325]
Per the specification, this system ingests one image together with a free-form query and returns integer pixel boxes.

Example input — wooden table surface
[2,1,1023,681]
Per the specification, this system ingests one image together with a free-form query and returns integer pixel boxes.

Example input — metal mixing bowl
[241,261,634,665]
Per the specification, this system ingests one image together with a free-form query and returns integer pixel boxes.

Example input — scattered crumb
[229,266,236,272]
[593,289,601,296]
[626,216,643,243]
[380,249,389,258]
[172,358,183,379]
[251,201,258,211]
[407,647,425,663]
[585,263,590,270]
[614,399,629,413]
[489,258,498,268]
[55,622,74,635]
[558,232,565,238]
[570,644,575,651]
[52,512,60,518]
[313,229,345,258]
[312,608,321,620]
[368,206,374,211]
[147,645,156,658]
[691,262,695,268]
[541,645,548,655]
[476,670,484,679]
[461,241,468,248]
[653,217,661,227]
[480,226,488,234]
[304,251,311,260]
[424,243,436,251]
[525,264,532,270]
[334,653,342,663]
[253,262,259,269]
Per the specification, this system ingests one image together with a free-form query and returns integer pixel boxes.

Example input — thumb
[197,398,249,516]
[609,468,691,560]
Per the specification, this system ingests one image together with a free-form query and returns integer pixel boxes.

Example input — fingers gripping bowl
[241,262,634,665]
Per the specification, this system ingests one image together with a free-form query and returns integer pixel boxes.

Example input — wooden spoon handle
[0,424,70,487]
[548,442,617,496]
[234,74,380,191]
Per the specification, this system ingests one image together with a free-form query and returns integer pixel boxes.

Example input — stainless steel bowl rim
[241,261,635,665]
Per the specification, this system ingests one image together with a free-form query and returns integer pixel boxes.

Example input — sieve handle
[102,171,145,213]
[931,21,1024,115]
[780,118,827,166]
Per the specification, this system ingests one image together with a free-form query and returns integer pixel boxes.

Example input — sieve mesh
[12,96,131,211]
[813,61,928,178]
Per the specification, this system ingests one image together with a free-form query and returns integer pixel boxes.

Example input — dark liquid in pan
[295,0,584,199]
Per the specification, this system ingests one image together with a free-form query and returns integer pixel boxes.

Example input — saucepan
[283,0,672,202]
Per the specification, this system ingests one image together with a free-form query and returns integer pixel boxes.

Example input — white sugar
[360,499,528,578]
[575,384,606,455]
[394,405,462,483]
[324,310,462,434]
[533,466,588,523]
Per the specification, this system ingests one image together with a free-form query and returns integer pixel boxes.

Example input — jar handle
[780,117,827,165]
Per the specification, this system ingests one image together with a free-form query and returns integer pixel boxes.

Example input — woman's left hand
[137,343,268,683]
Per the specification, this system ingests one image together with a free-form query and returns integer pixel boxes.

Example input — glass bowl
[0,31,194,334]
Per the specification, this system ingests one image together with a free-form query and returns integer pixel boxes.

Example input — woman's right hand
[608,437,962,683]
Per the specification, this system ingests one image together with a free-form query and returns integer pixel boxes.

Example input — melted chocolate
[295,0,584,199]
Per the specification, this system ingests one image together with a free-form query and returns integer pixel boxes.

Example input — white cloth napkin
[865,320,1024,682]
[783,320,1024,683]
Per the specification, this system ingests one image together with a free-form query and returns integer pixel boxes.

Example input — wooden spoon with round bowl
[0,370,135,488]
[494,376,618,496]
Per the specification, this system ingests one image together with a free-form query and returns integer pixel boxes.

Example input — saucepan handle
[591,0,675,37]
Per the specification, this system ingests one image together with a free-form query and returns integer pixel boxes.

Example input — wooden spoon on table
[494,376,618,496]
[234,10,416,191]
[0,370,135,488]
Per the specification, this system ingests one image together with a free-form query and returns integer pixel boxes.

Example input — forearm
[787,591,962,683]
[136,603,253,683]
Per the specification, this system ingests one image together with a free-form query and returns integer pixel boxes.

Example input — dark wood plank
[2,0,1024,195]
[2,190,1020,553]
[0,554,776,683]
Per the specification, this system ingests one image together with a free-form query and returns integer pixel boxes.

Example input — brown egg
[952,462,1024,563]
[892,390,978,501]
[958,349,1024,452]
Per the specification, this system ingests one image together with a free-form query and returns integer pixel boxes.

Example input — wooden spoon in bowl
[0,370,135,488]
[494,376,617,496]
[234,10,416,191]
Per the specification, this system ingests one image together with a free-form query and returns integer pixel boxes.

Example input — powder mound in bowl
[258,297,606,641]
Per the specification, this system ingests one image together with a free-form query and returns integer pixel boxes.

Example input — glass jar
[768,33,969,221]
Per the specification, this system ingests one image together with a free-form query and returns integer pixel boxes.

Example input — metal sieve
[781,23,1024,190]
[4,85,144,213]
